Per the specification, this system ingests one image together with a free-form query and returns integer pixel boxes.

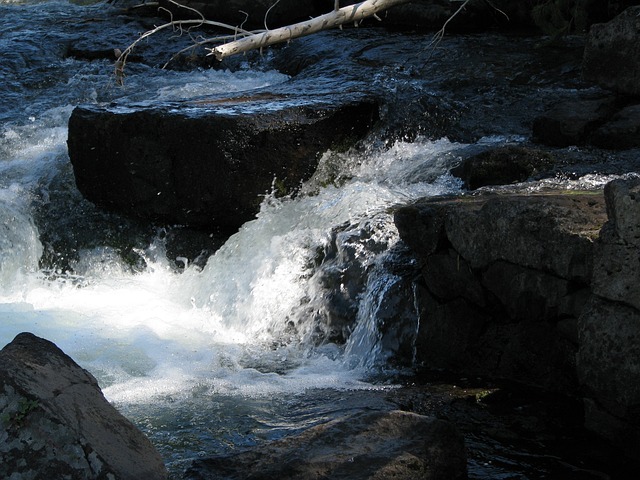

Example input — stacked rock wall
[395,178,640,461]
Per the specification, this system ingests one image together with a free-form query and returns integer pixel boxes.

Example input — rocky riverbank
[395,178,640,463]
[5,1,640,478]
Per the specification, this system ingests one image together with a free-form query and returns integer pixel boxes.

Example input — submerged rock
[0,332,167,480]
[67,97,378,231]
[184,409,467,480]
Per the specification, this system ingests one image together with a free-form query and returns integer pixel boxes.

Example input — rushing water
[1,0,626,476]
[0,0,469,473]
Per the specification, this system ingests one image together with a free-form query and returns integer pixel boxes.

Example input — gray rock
[395,192,606,392]
[482,260,572,322]
[592,241,640,310]
[591,178,640,309]
[0,332,167,480]
[577,296,640,418]
[444,194,604,282]
[184,409,467,480]
[531,96,618,148]
[583,6,640,96]
[603,176,640,245]
[67,97,377,231]
[395,180,640,460]
[413,285,489,371]
[591,104,640,149]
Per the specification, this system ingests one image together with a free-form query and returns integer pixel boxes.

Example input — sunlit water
[0,0,622,475]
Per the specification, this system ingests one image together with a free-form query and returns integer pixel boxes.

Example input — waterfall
[0,1,466,467]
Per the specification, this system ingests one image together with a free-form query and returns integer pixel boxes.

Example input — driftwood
[116,0,477,81]
[209,0,413,60]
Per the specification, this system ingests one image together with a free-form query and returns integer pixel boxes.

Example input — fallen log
[209,0,412,60]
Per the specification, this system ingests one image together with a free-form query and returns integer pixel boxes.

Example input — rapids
[0,0,627,476]
[0,0,467,472]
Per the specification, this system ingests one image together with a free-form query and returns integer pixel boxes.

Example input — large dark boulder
[532,95,640,150]
[185,410,467,480]
[0,332,167,479]
[395,178,640,461]
[583,6,640,97]
[576,177,640,458]
[591,104,640,149]
[395,192,606,392]
[450,145,554,189]
[67,97,378,231]
[531,96,619,147]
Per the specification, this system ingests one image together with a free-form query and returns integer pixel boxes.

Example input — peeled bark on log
[210,0,412,60]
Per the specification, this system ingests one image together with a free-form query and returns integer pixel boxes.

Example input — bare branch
[115,8,260,82]
[265,0,282,31]
[427,0,474,51]
[115,0,482,83]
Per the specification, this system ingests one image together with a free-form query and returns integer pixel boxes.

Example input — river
[0,1,627,478]
[0,0,468,474]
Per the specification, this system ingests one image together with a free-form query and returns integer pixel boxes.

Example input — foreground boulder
[0,332,167,480]
[577,177,640,459]
[67,97,377,231]
[185,410,466,480]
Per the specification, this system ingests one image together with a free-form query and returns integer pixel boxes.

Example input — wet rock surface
[0,332,168,480]
[395,177,640,468]
[68,97,377,231]
[185,409,466,480]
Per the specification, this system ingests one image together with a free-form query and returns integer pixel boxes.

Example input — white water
[0,21,467,459]
[0,108,463,400]
[2,2,626,474]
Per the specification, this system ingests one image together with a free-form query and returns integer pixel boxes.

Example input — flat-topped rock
[67,95,378,231]
[395,182,640,463]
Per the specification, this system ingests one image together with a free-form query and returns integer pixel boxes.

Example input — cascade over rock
[0,333,167,480]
